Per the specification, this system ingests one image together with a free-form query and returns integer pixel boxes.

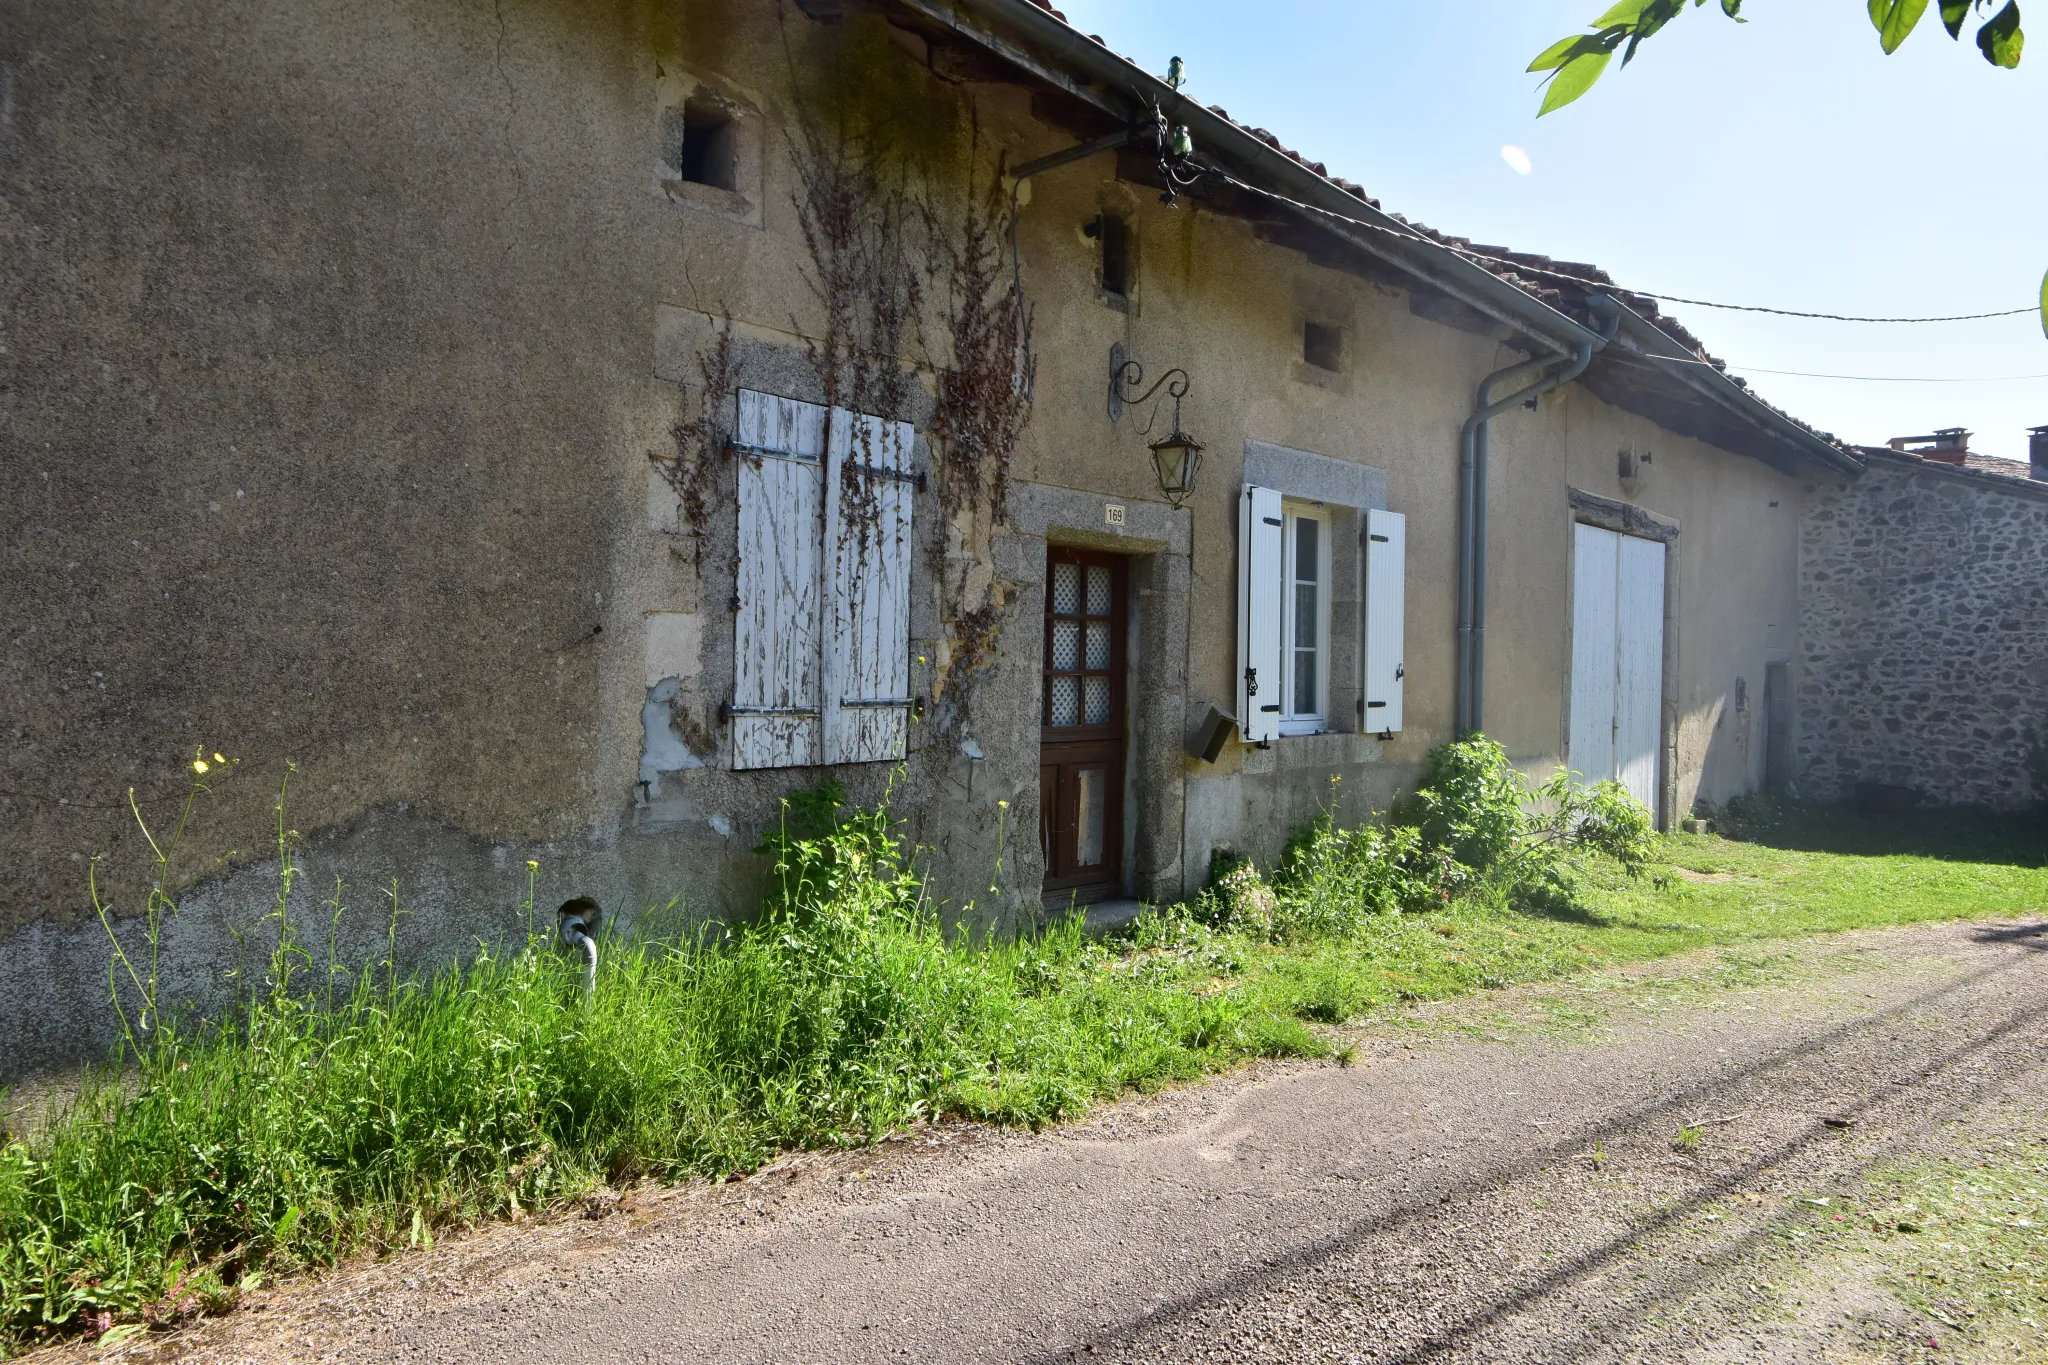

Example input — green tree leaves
[1529,38,1614,115]
[1528,1,2042,338]
[1533,0,2026,116]
[1978,1,2026,64]
[1866,0,2024,58]
[1528,0,1729,114]
[1869,0,1930,53]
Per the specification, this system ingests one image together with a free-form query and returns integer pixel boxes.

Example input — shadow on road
[1027,934,2048,1365]
[1716,799,2046,869]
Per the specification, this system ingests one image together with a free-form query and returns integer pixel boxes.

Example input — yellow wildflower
[192,758,209,774]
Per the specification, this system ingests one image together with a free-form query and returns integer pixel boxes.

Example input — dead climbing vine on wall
[663,11,1035,729]
[788,92,926,565]
[928,129,1033,708]
[648,315,738,553]
[931,137,1032,534]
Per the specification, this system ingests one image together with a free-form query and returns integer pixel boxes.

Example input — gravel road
[75,916,2048,1365]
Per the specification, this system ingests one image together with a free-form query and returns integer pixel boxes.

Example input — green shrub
[1275,816,1466,935]
[1400,736,1528,873]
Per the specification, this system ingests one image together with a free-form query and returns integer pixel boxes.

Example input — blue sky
[1054,1,2048,464]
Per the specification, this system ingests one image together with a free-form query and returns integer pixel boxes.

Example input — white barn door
[1569,523,1665,815]
[1614,534,1666,812]
[1568,524,1618,787]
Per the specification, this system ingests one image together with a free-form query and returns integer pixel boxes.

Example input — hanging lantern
[1110,350,1203,509]
[1149,424,1203,507]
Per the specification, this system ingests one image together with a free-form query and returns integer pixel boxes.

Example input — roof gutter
[899,0,1605,358]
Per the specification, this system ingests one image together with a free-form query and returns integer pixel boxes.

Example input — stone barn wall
[1798,451,2048,809]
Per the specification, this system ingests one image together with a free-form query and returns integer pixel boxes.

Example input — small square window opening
[1088,215,1131,298]
[1303,321,1343,373]
[678,100,738,191]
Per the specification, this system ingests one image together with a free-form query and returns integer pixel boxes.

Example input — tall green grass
[4,742,2039,1355]
[0,777,1315,1352]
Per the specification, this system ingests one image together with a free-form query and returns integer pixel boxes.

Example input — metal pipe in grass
[555,897,602,997]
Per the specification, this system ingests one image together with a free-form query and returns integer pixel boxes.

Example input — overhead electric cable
[1603,297,2031,324]
[1200,166,2032,325]
[1729,365,2048,383]
[1624,350,2048,382]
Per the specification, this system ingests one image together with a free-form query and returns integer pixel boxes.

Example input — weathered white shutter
[1614,533,1666,814]
[1237,483,1285,744]
[1362,508,1406,734]
[824,409,915,765]
[1568,523,1619,783]
[731,390,826,770]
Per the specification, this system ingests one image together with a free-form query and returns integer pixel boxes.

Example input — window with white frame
[1237,481,1405,746]
[1280,502,1330,734]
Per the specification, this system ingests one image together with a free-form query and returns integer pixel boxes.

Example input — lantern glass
[1150,434,1202,503]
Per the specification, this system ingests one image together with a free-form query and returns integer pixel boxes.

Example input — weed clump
[1184,737,1656,949]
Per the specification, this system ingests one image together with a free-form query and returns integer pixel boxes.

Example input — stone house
[1798,433,2048,810]
[3,0,1870,1078]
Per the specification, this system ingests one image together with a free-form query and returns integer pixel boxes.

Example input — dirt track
[70,917,2048,1365]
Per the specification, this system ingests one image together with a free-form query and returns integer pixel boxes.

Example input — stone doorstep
[1077,898,1147,937]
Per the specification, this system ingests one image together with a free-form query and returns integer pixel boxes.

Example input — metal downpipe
[1456,356,1549,739]
[1457,297,1620,738]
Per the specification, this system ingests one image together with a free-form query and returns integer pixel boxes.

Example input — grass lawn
[1567,806,2046,956]
[2,789,2042,1356]
[1216,804,2047,1032]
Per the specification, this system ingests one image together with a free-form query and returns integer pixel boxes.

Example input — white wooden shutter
[824,409,915,765]
[1362,508,1406,734]
[1237,484,1285,744]
[731,390,826,770]
[1568,523,1619,783]
[1614,533,1666,813]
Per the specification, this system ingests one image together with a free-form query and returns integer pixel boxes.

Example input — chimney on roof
[2031,425,2048,481]
[1888,428,1971,466]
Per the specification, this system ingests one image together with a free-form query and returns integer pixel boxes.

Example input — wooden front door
[1040,548,1127,906]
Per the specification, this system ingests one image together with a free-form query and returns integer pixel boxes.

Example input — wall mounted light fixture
[1110,345,1203,507]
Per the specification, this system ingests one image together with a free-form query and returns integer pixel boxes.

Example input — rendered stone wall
[1798,453,2048,809]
